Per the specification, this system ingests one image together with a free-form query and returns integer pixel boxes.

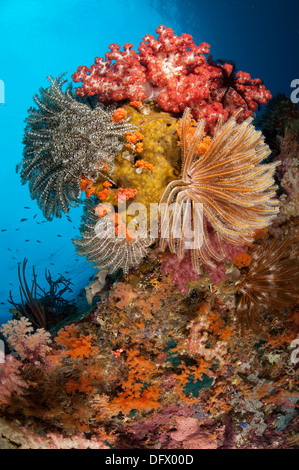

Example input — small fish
[36,222,41,224]
[20,218,28,222]
[73,226,76,229]
[0,302,5,305]
[50,253,54,256]
[15,228,20,231]
[36,240,41,243]
[1,229,7,232]
[24,206,31,209]
[25,239,30,242]
[12,257,16,260]
[41,221,47,224]
[50,263,55,266]
[57,234,62,237]
[9,283,13,286]
[33,214,38,219]
[65,271,69,273]
[7,248,12,251]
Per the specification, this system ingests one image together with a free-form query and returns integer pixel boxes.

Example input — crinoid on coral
[254,93,299,136]
[72,199,154,274]
[159,108,280,273]
[235,234,299,334]
[17,74,134,220]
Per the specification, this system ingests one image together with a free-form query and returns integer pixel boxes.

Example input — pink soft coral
[162,250,200,294]
[162,238,248,290]
[0,354,28,404]
[0,317,51,362]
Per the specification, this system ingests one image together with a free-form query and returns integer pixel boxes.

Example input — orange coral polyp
[80,175,96,198]
[135,143,143,153]
[101,163,109,171]
[111,108,127,123]
[126,134,137,144]
[98,188,110,201]
[110,213,135,241]
[232,252,252,268]
[129,100,142,108]
[177,115,212,155]
[80,175,93,191]
[103,180,112,189]
[125,130,144,151]
[135,160,154,171]
[115,188,137,202]
[85,187,95,199]
[134,131,144,141]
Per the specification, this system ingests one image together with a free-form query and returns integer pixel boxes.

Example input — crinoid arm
[73,200,154,274]
[235,234,299,334]
[17,74,134,220]
[159,108,280,273]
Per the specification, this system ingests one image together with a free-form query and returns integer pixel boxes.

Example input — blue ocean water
[0,0,298,325]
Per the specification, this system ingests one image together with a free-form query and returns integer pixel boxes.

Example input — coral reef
[6,25,299,450]
[0,239,298,449]
[17,26,277,280]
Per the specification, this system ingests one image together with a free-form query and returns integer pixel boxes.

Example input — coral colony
[1,26,298,449]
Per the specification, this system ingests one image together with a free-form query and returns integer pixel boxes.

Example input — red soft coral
[72,25,271,133]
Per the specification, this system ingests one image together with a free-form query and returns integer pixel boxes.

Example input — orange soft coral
[135,160,154,171]
[97,181,113,200]
[55,325,98,360]
[80,175,95,198]
[115,188,137,202]
[125,130,144,153]
[129,100,143,108]
[232,252,252,268]
[111,108,127,123]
